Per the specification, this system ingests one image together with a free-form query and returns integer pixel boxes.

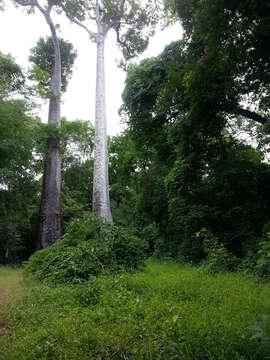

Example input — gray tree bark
[36,10,63,249]
[14,0,63,249]
[62,0,128,224]
[92,34,113,223]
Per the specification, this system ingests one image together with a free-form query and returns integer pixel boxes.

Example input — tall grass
[1,262,270,359]
[0,267,24,344]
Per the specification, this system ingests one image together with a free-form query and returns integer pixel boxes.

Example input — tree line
[0,0,160,254]
[1,0,270,274]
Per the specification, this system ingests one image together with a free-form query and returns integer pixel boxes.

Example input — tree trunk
[92,35,113,223]
[36,18,63,249]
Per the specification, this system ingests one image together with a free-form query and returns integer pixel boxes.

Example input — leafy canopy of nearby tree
[120,0,270,262]
[29,36,77,93]
[0,52,25,98]
[62,0,159,60]
[0,53,41,263]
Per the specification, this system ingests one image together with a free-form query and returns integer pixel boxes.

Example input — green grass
[1,262,270,359]
[0,266,24,344]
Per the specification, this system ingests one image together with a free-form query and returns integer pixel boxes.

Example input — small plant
[197,228,239,273]
[255,233,270,279]
[248,315,270,358]
[238,249,259,275]
[24,213,148,284]
[248,315,270,343]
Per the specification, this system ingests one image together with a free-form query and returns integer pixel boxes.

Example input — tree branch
[104,0,125,34]
[13,0,37,6]
[104,18,118,34]
[119,0,126,20]
[45,1,53,15]
[64,11,97,41]
[87,10,96,21]
[234,107,269,126]
[115,24,129,55]
[14,0,48,16]
[95,0,101,31]
[36,0,48,16]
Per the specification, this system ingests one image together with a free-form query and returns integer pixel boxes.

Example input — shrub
[197,228,239,273]
[24,214,148,284]
[240,250,258,274]
[255,233,270,279]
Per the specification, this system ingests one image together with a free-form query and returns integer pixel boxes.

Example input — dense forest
[1,0,270,276]
[1,0,270,359]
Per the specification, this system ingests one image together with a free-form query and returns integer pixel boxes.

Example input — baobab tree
[13,0,68,249]
[63,0,159,223]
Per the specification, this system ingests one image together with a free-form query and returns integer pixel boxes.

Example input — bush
[24,214,148,284]
[240,230,270,279]
[197,228,239,273]
[240,250,258,274]
[255,233,270,279]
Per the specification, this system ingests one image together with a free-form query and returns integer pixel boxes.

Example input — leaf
[248,325,263,332]
[262,314,268,328]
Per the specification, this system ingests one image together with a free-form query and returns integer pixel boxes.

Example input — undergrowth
[24,214,148,284]
[1,262,270,359]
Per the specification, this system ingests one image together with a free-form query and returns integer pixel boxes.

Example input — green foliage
[0,50,95,263]
[0,61,41,263]
[2,262,270,359]
[29,36,77,92]
[60,119,94,224]
[248,315,270,345]
[240,250,259,274]
[24,214,148,284]
[198,228,239,274]
[255,234,270,279]
[121,33,270,262]
[29,65,51,98]
[63,0,159,60]
[0,52,25,99]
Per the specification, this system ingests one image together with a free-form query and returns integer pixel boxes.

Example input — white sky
[0,3,183,135]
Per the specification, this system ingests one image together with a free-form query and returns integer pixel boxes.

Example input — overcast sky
[0,3,183,135]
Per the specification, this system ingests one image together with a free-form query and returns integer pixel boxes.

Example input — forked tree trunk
[92,35,113,223]
[36,18,63,249]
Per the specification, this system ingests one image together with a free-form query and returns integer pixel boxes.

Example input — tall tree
[121,39,270,261]
[121,0,270,260]
[62,0,159,223]
[0,52,41,263]
[14,0,67,249]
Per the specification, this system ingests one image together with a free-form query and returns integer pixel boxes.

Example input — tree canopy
[29,36,77,93]
[1,0,270,275]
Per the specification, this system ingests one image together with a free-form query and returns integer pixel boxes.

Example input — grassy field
[0,267,25,342]
[0,262,270,359]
